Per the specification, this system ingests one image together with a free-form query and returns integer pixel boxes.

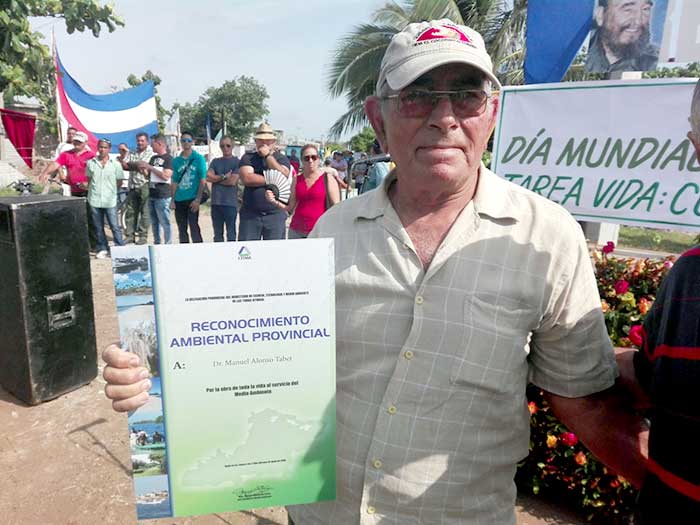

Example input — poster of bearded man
[585,0,668,74]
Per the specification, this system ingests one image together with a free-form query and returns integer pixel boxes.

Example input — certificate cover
[111,240,336,520]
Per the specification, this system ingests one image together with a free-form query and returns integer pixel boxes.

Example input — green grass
[618,226,698,254]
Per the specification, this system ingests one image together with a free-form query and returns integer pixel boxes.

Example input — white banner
[492,78,700,232]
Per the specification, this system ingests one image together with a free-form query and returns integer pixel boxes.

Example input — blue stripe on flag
[524,0,595,84]
[58,55,155,111]
[99,121,159,153]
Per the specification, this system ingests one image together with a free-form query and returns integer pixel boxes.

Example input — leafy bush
[516,243,674,523]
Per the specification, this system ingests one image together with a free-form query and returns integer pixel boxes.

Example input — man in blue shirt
[171,131,207,243]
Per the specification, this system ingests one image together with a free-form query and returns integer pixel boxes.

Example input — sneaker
[96,250,110,259]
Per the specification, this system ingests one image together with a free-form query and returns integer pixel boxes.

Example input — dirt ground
[0,207,585,525]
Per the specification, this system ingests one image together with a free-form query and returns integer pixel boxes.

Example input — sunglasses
[220,144,233,148]
[302,154,319,162]
[98,138,111,145]
[181,137,193,143]
[383,88,489,119]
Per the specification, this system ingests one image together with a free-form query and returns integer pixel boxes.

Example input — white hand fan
[264,169,291,205]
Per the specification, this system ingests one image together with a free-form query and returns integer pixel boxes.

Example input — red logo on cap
[415,24,471,43]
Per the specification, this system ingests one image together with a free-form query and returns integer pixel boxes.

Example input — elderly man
[237,122,291,240]
[120,132,153,244]
[586,0,659,74]
[102,19,647,524]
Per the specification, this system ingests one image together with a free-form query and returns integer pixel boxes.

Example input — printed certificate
[111,240,336,520]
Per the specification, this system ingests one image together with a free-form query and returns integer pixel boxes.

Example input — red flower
[614,280,630,295]
[528,401,538,415]
[560,432,578,446]
[602,241,615,254]
[629,325,644,347]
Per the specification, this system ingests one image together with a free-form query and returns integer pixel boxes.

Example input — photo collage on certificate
[112,245,172,520]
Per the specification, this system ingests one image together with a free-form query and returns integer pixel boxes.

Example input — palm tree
[326,0,527,138]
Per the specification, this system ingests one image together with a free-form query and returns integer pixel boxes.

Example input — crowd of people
[38,122,387,255]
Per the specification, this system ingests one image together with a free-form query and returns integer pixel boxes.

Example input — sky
[32,0,386,142]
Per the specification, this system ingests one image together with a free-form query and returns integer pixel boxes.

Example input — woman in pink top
[265,144,340,238]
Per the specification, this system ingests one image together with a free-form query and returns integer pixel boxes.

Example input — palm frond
[328,100,369,139]
[373,1,412,27]
[326,23,398,97]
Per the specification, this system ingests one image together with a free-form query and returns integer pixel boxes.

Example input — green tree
[0,0,123,99]
[349,126,376,153]
[0,1,123,154]
[177,76,269,143]
[127,70,166,132]
[326,0,527,138]
[324,142,346,156]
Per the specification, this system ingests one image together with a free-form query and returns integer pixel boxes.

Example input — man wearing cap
[120,132,153,244]
[237,122,291,240]
[101,19,647,524]
[39,130,98,249]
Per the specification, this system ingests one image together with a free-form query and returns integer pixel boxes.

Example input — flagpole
[52,29,63,145]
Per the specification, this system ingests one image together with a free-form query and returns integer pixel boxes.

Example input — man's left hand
[190,200,200,212]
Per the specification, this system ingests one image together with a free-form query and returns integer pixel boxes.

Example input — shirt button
[372,459,383,469]
[404,350,414,360]
[415,295,424,305]
[367,506,376,515]
[387,405,397,415]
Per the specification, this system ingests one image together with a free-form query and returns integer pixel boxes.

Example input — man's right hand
[102,345,151,412]
[257,144,271,158]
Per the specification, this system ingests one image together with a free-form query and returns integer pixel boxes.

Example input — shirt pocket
[450,294,533,395]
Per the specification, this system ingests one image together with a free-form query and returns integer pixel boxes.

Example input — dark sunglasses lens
[303,155,318,161]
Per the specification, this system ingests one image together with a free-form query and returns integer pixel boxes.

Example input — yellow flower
[574,451,587,466]
[638,297,651,315]
[601,300,610,313]
[546,434,558,448]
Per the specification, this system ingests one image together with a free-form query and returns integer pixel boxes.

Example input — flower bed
[515,243,674,523]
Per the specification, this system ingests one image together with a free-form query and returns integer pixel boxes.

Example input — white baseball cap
[376,19,501,95]
[72,131,88,143]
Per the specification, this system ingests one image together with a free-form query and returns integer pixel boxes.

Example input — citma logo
[415,24,471,44]
[238,246,252,260]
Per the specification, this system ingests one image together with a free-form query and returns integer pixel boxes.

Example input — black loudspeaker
[0,195,97,405]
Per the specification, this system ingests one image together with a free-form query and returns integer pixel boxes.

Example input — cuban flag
[54,43,158,153]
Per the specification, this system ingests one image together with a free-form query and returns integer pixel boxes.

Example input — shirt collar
[352,163,519,223]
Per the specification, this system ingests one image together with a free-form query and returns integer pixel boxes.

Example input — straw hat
[254,122,276,140]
